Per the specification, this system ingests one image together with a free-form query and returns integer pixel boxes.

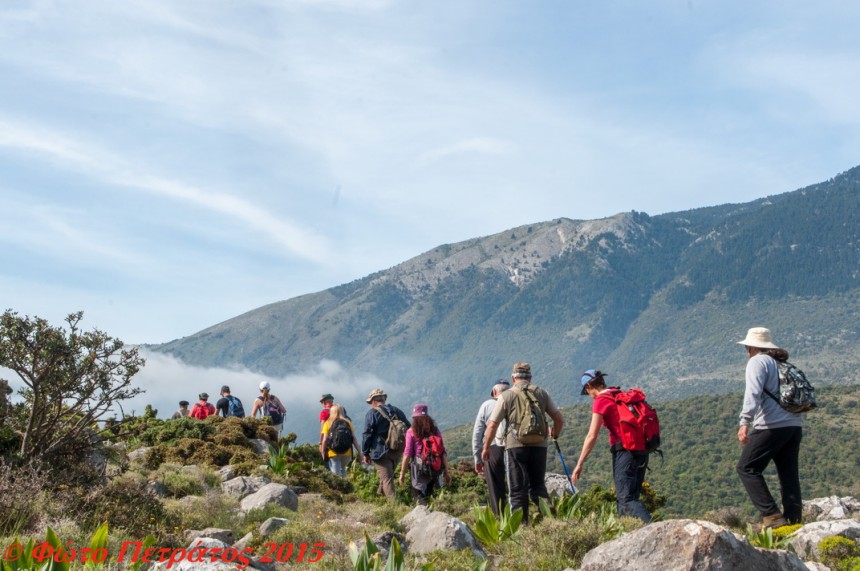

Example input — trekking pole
[553,439,577,495]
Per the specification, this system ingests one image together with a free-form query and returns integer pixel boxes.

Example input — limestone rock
[221,476,270,499]
[579,519,808,571]
[400,506,484,556]
[186,528,236,545]
[259,517,290,536]
[249,439,270,454]
[803,496,860,522]
[127,447,151,463]
[788,519,860,560]
[240,483,298,513]
[545,471,575,498]
[217,465,235,482]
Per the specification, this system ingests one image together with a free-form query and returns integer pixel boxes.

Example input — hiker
[251,381,286,434]
[472,379,510,515]
[571,369,652,523]
[361,388,411,500]
[482,363,564,523]
[399,404,452,504]
[319,393,335,425]
[736,327,804,528]
[215,385,245,418]
[171,400,190,419]
[320,404,361,476]
[189,393,215,420]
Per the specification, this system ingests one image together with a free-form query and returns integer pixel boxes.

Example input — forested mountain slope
[152,166,860,439]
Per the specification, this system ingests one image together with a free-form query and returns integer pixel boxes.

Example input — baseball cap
[259,381,271,391]
[580,369,606,395]
[320,393,334,403]
[199,392,209,400]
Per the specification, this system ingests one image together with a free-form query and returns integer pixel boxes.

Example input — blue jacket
[361,403,411,461]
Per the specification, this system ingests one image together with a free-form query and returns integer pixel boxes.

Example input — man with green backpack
[481,363,564,523]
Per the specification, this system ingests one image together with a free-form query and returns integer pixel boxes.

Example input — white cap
[259,381,271,390]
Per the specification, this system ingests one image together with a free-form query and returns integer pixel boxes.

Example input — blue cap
[580,369,606,395]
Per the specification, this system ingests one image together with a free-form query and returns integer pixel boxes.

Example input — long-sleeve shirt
[739,353,803,430]
[472,398,506,465]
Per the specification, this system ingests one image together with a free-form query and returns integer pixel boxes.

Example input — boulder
[240,483,299,513]
[259,517,290,536]
[127,447,150,463]
[249,439,271,454]
[545,472,575,498]
[803,496,860,522]
[400,506,484,556]
[221,476,270,499]
[186,528,236,545]
[368,531,406,561]
[217,465,236,482]
[146,480,168,498]
[579,519,808,571]
[233,532,253,552]
[788,519,860,560]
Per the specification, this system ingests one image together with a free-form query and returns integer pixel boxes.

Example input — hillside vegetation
[443,384,860,518]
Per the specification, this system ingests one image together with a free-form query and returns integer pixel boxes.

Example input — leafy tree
[0,309,144,463]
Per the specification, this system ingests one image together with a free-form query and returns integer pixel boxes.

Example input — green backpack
[510,384,548,444]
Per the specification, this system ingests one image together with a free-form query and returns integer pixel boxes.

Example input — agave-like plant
[470,504,523,547]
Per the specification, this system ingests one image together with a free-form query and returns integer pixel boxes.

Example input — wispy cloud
[0,118,334,264]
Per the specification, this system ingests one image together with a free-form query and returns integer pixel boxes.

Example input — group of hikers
[173,326,807,530]
[170,382,287,433]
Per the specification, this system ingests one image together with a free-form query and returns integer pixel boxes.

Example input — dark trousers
[485,444,507,516]
[612,448,652,523]
[737,426,803,523]
[506,446,549,522]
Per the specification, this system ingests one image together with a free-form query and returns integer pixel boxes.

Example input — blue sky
[2,1,859,346]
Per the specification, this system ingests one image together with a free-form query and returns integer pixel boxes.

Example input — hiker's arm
[319,431,327,460]
[352,436,362,461]
[398,454,410,485]
[250,399,261,418]
[572,413,603,483]
[481,420,499,462]
[548,409,564,440]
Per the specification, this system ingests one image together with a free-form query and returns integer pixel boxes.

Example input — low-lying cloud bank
[3,351,400,444]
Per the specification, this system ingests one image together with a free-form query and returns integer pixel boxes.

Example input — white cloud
[0,118,335,264]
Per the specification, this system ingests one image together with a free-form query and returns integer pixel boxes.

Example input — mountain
[152,165,860,439]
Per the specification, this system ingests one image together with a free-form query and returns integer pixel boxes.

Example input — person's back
[361,389,411,499]
[172,400,190,419]
[483,363,563,523]
[189,393,214,420]
[216,385,245,418]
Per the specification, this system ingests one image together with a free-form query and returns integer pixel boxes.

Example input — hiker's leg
[772,427,803,524]
[486,444,507,516]
[506,447,531,522]
[525,446,549,508]
[736,428,781,518]
[329,455,348,477]
[374,454,396,499]
[613,449,651,523]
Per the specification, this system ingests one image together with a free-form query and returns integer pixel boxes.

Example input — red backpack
[419,435,445,476]
[600,388,661,453]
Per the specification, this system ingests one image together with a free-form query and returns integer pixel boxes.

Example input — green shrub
[820,536,860,571]
[0,461,48,535]
[77,478,179,540]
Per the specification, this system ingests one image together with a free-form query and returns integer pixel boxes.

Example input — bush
[0,461,48,535]
[820,536,860,571]
[76,478,179,540]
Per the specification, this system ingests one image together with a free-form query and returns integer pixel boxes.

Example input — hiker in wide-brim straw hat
[736,327,780,349]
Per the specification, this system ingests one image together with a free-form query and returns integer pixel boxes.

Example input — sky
[2,1,860,429]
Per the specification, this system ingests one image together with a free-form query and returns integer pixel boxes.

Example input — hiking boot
[756,513,787,531]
